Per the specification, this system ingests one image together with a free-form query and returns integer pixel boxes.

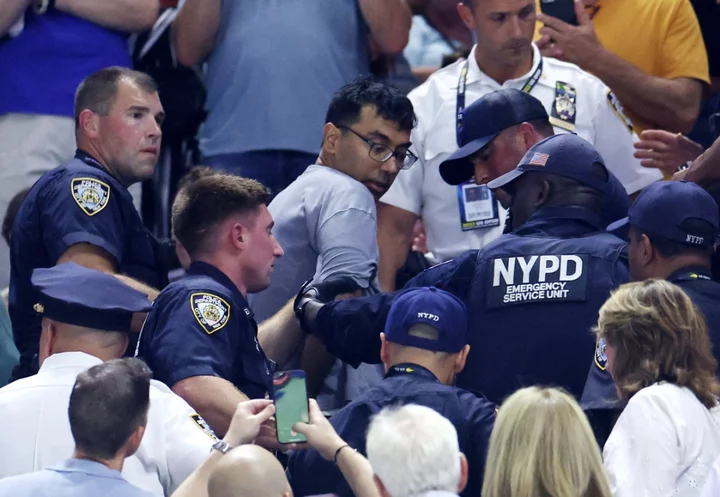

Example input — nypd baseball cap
[384,287,468,353]
[607,181,719,248]
[439,89,549,186]
[487,134,609,194]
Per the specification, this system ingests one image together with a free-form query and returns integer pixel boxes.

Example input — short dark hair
[325,76,417,133]
[639,219,716,259]
[74,66,158,128]
[176,165,218,193]
[172,174,272,257]
[69,358,152,460]
[2,186,30,246]
[528,118,555,138]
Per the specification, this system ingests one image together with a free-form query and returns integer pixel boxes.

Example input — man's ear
[518,122,541,148]
[231,222,248,251]
[78,109,100,138]
[457,2,475,31]
[639,233,655,266]
[457,453,469,493]
[535,179,551,208]
[380,333,390,368]
[454,344,470,374]
[323,123,342,155]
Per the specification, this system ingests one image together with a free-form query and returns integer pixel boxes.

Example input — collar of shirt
[667,265,713,282]
[74,149,109,174]
[384,363,441,383]
[513,206,604,238]
[463,43,542,89]
[39,351,103,374]
[188,261,254,320]
[50,458,125,481]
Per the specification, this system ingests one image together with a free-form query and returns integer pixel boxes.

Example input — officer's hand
[634,130,703,173]
[293,399,348,461]
[223,399,276,447]
[536,0,602,67]
[293,277,362,334]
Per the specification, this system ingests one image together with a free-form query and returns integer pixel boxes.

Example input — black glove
[293,277,362,335]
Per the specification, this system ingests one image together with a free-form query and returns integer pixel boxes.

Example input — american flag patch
[529,153,549,166]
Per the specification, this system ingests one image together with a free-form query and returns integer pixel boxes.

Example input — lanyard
[671,270,713,282]
[74,150,105,171]
[456,58,544,146]
[385,363,440,383]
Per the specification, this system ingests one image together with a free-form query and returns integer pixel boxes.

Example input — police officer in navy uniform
[581,181,720,421]
[287,286,495,497]
[438,88,632,231]
[137,173,284,439]
[9,67,167,382]
[296,134,630,404]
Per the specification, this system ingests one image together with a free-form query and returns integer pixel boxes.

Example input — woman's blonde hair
[595,279,720,408]
[482,386,611,497]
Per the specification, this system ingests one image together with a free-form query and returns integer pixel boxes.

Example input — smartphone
[273,370,309,444]
[539,0,578,25]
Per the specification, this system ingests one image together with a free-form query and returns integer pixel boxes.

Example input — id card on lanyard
[454,58,543,231]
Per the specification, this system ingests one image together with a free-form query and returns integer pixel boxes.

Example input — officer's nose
[509,15,524,38]
[273,238,284,258]
[381,157,401,175]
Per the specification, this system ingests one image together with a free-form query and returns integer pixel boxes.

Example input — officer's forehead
[110,79,162,113]
[474,0,534,14]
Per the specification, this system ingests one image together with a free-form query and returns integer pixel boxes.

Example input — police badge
[191,293,231,334]
[594,337,607,371]
[71,177,111,216]
[549,81,577,132]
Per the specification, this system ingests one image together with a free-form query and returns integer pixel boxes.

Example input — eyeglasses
[338,125,418,170]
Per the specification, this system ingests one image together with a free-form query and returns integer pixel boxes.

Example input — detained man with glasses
[249,76,416,412]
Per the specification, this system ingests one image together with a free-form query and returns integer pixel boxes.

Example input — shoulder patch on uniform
[71,177,111,216]
[607,91,634,133]
[190,413,219,440]
[191,293,231,335]
[594,337,607,371]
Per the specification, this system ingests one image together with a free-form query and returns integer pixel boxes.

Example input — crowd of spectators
[3,0,720,496]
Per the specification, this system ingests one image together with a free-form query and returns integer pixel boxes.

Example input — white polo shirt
[0,352,216,495]
[381,44,662,263]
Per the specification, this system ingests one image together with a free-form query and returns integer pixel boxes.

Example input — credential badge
[191,292,231,335]
[71,177,110,216]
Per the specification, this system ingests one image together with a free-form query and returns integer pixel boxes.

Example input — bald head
[207,445,291,497]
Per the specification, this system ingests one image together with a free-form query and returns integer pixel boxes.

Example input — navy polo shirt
[287,364,496,497]
[137,261,273,399]
[9,151,166,379]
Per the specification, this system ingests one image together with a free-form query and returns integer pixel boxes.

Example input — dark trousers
[204,150,317,198]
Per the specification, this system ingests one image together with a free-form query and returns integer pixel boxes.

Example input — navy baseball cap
[384,287,468,353]
[607,181,719,247]
[488,134,609,193]
[439,89,549,186]
[31,262,153,331]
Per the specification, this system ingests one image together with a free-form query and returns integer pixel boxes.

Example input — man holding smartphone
[376,0,660,293]
[287,286,496,497]
[535,0,709,135]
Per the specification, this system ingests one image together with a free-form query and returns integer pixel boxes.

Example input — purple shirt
[0,9,132,118]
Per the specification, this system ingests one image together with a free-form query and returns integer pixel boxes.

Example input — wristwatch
[211,440,233,454]
[33,0,55,15]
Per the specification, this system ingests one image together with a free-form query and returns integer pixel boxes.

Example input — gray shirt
[0,459,158,497]
[249,165,385,412]
[199,0,369,157]
[250,165,380,322]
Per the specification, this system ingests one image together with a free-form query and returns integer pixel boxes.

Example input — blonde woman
[598,279,720,497]
[482,386,611,497]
